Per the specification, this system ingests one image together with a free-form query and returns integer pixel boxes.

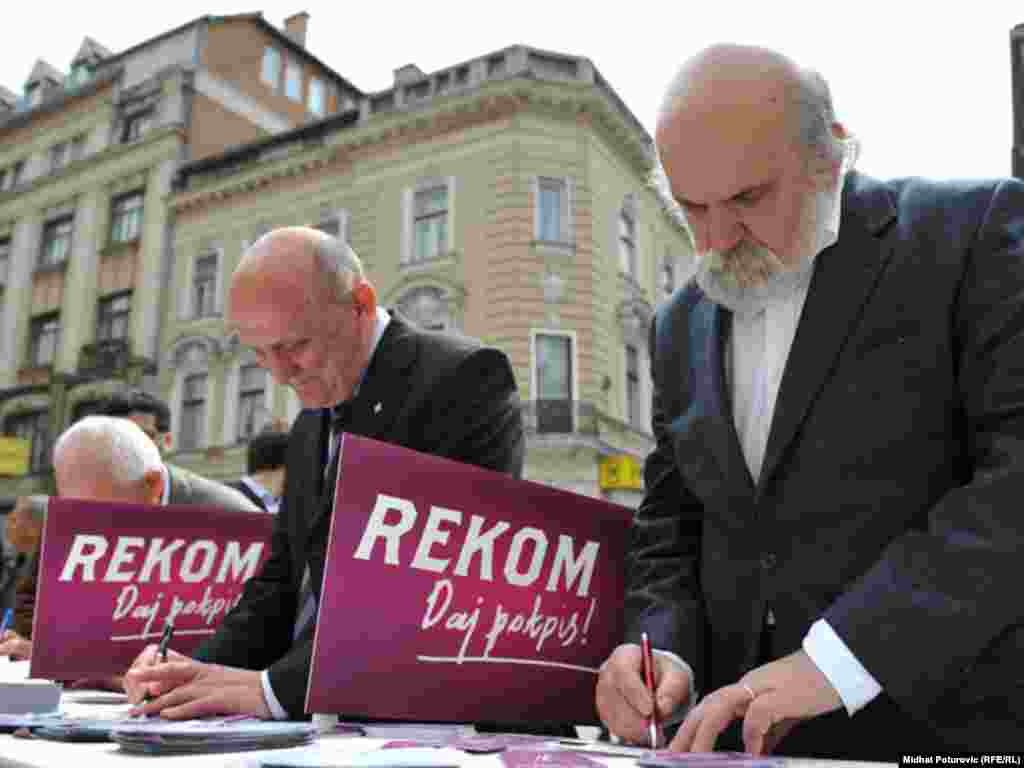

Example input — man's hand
[596,643,692,745]
[0,630,32,660]
[124,656,272,720]
[671,650,842,755]
[122,643,192,703]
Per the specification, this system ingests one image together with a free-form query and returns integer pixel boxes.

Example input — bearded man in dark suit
[124,227,525,722]
[595,44,1024,759]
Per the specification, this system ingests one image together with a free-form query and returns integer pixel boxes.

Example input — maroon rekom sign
[307,435,632,724]
[30,499,274,680]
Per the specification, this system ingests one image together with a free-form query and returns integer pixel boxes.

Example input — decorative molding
[165,333,222,366]
[172,82,654,213]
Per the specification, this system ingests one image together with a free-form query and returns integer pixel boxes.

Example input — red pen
[641,632,660,748]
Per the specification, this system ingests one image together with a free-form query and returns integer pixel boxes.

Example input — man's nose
[698,206,744,254]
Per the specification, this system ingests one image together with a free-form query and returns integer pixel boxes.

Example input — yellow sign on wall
[599,454,642,490]
[0,436,31,476]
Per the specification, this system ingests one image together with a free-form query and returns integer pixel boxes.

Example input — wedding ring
[741,683,756,702]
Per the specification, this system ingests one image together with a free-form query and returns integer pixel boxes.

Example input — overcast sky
[2,2,1021,180]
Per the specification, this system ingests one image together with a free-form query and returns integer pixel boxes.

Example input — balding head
[658,44,844,169]
[53,415,164,505]
[228,227,378,408]
[653,44,853,315]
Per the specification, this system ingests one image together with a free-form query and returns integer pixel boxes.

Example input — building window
[314,208,349,242]
[536,177,570,243]
[179,372,207,451]
[50,142,67,172]
[308,77,325,116]
[285,58,302,102]
[110,191,144,243]
[121,111,152,143]
[261,47,281,90]
[192,253,218,318]
[535,333,573,433]
[97,291,131,341]
[68,63,92,89]
[70,134,87,163]
[397,286,449,332]
[662,251,677,298]
[25,83,42,108]
[6,411,50,473]
[0,238,9,285]
[626,344,641,427]
[619,202,637,278]
[28,313,60,367]
[39,216,73,268]
[237,363,268,441]
[413,185,448,263]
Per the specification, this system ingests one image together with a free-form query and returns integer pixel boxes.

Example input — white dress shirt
[723,174,882,716]
[261,306,391,720]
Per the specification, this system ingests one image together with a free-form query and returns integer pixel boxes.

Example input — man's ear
[352,279,377,316]
[161,432,172,453]
[142,469,164,506]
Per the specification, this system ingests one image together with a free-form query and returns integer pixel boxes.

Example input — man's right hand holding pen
[123,634,272,720]
[595,641,693,748]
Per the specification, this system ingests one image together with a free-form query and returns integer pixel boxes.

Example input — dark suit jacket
[195,313,524,718]
[629,172,1024,758]
[167,464,261,513]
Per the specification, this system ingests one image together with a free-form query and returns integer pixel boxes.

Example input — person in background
[0,495,48,659]
[229,426,289,513]
[0,416,258,661]
[97,389,173,455]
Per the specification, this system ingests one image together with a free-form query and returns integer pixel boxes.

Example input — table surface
[0,695,894,768]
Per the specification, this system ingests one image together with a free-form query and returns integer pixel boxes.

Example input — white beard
[695,186,835,316]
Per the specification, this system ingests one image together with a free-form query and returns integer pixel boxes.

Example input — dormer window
[122,111,152,143]
[68,63,93,89]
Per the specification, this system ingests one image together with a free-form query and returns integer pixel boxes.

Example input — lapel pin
[373,402,383,414]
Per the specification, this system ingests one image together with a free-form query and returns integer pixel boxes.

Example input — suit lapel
[687,299,755,496]
[757,174,897,493]
[305,312,421,591]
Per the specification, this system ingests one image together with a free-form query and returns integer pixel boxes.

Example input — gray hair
[53,415,162,487]
[312,233,366,305]
[789,68,850,167]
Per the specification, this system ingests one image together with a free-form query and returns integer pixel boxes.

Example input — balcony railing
[78,338,130,377]
[522,399,655,456]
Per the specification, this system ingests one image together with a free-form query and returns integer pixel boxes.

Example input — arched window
[171,341,211,452]
[396,286,450,332]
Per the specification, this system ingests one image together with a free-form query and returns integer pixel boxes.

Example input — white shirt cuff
[260,669,289,720]
[652,649,698,724]
[803,618,882,715]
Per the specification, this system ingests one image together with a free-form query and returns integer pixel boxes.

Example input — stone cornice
[0,125,182,215]
[172,79,656,214]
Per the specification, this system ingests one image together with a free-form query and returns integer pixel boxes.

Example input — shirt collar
[159,463,170,506]
[241,476,280,513]
[326,306,390,415]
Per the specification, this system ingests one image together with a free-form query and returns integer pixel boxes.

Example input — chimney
[283,12,309,47]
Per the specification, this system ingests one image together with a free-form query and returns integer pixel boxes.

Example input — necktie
[293,402,353,640]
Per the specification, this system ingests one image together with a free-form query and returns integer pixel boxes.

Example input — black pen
[157,620,174,662]
[142,621,175,704]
